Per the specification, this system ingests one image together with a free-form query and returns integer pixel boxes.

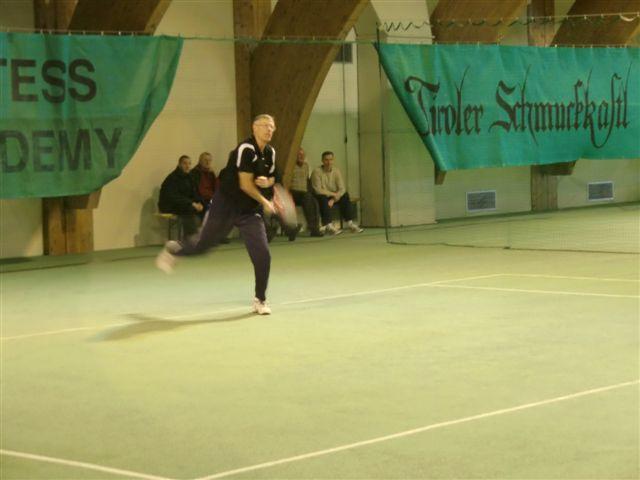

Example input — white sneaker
[155,249,176,274]
[165,240,182,254]
[253,298,272,315]
[324,223,343,235]
[348,221,364,233]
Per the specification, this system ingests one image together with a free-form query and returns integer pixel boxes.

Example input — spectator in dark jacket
[158,155,203,236]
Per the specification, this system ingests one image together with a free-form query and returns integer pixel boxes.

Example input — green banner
[377,44,640,171]
[0,32,182,198]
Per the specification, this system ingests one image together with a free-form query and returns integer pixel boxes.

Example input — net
[386,202,640,254]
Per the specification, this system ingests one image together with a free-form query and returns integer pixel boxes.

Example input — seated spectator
[189,151,217,217]
[191,152,230,243]
[290,147,323,237]
[311,151,363,234]
[158,155,203,237]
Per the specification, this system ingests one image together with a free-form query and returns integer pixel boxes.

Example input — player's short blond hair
[252,114,274,124]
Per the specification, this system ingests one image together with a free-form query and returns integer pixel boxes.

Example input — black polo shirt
[220,136,277,213]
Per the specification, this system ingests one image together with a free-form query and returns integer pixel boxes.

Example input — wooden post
[42,198,66,255]
[35,0,87,255]
[233,0,271,142]
[528,0,558,212]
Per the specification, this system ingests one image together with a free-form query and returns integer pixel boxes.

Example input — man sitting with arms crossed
[311,150,363,235]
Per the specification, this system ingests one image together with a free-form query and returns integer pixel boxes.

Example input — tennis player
[156,114,278,315]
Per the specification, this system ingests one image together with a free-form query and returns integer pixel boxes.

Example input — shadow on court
[92,312,255,341]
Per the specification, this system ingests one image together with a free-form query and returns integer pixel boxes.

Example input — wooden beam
[527,0,555,46]
[33,0,78,30]
[35,0,78,255]
[64,209,94,254]
[41,196,94,255]
[233,0,272,142]
[65,190,102,210]
[68,0,171,33]
[249,0,369,185]
[553,0,640,46]
[431,0,528,43]
[42,197,66,255]
[538,161,577,176]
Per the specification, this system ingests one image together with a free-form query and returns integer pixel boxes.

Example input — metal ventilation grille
[467,190,496,212]
[588,182,614,201]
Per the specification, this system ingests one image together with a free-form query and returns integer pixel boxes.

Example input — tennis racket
[272,183,298,229]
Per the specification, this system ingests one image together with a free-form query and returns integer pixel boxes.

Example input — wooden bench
[155,213,183,241]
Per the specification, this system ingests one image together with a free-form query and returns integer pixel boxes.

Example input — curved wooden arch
[430,0,528,44]
[69,0,170,33]
[248,0,369,184]
[553,0,640,46]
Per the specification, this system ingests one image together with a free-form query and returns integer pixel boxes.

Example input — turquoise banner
[377,44,640,171]
[0,32,183,198]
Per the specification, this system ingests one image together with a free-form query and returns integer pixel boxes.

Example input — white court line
[0,323,132,341]
[430,284,639,299]
[2,272,635,341]
[281,274,504,305]
[5,382,637,480]
[1,275,501,341]
[195,379,639,480]
[0,449,175,480]
[502,273,639,283]
[0,306,251,341]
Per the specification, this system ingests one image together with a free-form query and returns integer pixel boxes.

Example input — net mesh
[386,202,640,254]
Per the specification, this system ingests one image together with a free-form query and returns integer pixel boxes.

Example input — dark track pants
[177,190,271,301]
[316,192,354,226]
[291,189,321,233]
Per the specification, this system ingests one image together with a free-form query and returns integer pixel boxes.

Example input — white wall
[301,30,360,198]
[558,159,640,208]
[356,0,435,227]
[435,167,531,219]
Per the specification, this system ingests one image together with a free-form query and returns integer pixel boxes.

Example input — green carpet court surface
[1,209,638,479]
